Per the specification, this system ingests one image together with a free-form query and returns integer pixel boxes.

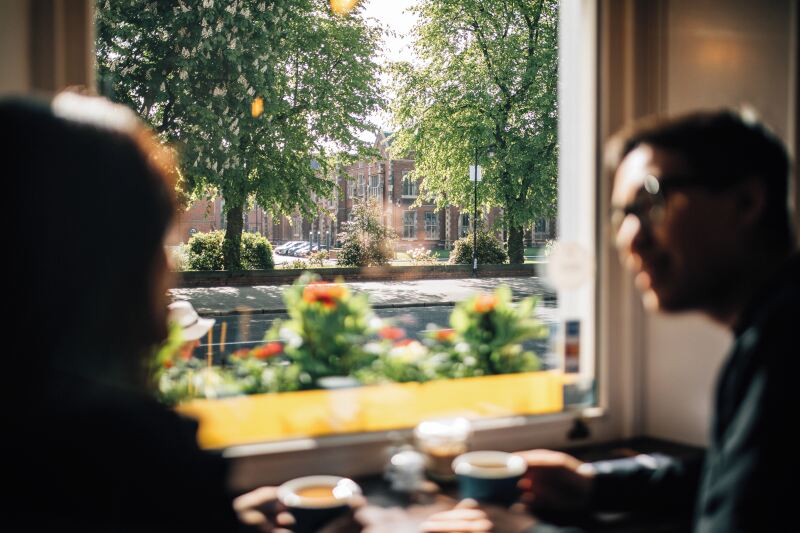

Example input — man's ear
[733,177,767,230]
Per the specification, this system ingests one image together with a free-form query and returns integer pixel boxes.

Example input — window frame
[220,1,645,490]
[424,211,438,240]
[403,210,417,240]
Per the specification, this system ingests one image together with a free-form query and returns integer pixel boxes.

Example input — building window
[403,211,416,239]
[425,211,439,240]
[369,173,381,199]
[459,213,471,238]
[358,175,365,196]
[402,171,418,197]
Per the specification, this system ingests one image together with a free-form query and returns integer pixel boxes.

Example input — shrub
[240,232,274,270]
[186,230,274,271]
[307,250,329,267]
[167,244,188,272]
[449,231,507,265]
[282,259,309,270]
[337,198,396,267]
[408,247,438,265]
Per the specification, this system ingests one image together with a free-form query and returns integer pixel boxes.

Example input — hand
[233,486,293,532]
[233,486,366,533]
[514,449,595,514]
[420,499,536,532]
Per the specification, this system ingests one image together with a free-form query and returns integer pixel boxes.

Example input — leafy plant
[337,198,396,267]
[186,230,273,270]
[407,247,438,265]
[266,273,378,384]
[307,250,329,267]
[449,232,507,265]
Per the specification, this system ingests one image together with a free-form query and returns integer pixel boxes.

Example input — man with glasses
[422,111,798,532]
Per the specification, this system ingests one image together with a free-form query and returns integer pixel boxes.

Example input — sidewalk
[170,276,555,316]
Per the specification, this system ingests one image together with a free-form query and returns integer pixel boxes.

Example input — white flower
[257,2,266,12]
[202,27,211,38]
[201,18,207,27]
[212,86,227,97]
[225,4,235,14]
[159,82,165,92]
[179,69,188,80]
[237,74,248,86]
[202,0,214,8]
[178,1,190,13]
[181,47,190,58]
[216,19,223,32]
[229,38,237,50]
[241,7,251,18]
[388,341,428,363]
[247,87,255,96]
[233,126,240,135]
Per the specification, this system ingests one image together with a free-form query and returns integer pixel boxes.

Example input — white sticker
[545,241,593,291]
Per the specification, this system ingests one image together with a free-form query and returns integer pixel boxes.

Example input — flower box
[177,370,564,449]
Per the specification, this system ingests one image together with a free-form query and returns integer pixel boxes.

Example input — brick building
[167,133,555,250]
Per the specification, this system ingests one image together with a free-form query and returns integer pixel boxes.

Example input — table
[355,437,703,532]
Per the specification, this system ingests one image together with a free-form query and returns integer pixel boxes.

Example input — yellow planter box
[178,370,565,449]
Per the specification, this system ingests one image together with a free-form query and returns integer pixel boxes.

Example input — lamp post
[473,146,479,276]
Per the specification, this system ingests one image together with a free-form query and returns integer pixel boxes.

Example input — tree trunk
[508,225,525,264]
[223,199,244,270]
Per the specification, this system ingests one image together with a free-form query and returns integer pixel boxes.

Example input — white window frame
[401,171,418,198]
[424,211,439,240]
[221,1,639,489]
[403,211,417,240]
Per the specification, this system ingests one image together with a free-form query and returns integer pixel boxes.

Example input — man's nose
[615,214,650,264]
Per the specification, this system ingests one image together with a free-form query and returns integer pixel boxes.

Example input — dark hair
[606,109,794,247]
[3,93,176,388]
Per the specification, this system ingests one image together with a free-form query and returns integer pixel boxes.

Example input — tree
[389,0,558,263]
[96,0,383,269]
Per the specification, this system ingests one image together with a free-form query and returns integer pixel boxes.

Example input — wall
[0,2,31,95]
[641,0,796,446]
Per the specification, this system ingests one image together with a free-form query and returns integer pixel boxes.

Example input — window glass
[403,211,417,239]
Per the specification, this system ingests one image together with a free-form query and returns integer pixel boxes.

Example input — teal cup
[277,475,361,533]
[452,451,527,505]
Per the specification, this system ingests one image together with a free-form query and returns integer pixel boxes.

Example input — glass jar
[414,417,472,482]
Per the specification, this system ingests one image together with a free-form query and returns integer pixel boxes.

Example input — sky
[358,0,419,133]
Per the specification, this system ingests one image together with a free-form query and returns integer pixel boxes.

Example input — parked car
[275,241,304,255]
[293,243,312,257]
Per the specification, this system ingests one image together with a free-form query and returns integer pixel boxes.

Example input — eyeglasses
[610,174,705,235]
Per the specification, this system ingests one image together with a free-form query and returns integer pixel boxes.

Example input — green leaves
[389,0,559,254]
[97,0,384,246]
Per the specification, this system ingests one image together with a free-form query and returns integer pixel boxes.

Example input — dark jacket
[534,253,800,532]
[6,373,243,532]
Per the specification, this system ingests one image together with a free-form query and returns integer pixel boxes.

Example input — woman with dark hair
[2,93,286,532]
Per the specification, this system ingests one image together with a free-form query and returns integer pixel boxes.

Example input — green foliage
[389,0,559,260]
[267,273,378,383]
[240,231,275,269]
[96,0,384,268]
[167,244,189,272]
[306,250,329,267]
[186,231,225,270]
[281,259,309,270]
[186,230,273,270]
[449,232,507,265]
[336,198,396,267]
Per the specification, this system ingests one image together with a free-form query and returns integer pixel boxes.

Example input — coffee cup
[277,475,362,533]
[452,451,527,504]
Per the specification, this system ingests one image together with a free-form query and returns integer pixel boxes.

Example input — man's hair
[606,109,794,247]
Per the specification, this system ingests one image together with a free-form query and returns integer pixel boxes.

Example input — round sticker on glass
[545,241,593,291]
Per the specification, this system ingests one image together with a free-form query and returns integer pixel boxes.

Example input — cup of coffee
[452,451,527,504]
[277,475,362,533]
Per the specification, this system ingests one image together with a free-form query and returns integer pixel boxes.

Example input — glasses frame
[609,173,709,235]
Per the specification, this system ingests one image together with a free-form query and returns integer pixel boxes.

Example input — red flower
[394,338,416,347]
[303,282,346,309]
[252,342,283,360]
[474,294,498,313]
[378,326,406,341]
[231,348,251,359]
[163,359,174,369]
[435,329,456,342]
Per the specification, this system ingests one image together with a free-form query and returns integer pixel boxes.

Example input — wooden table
[354,437,702,532]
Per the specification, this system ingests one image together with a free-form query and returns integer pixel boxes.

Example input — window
[95,1,608,460]
[402,172,418,197]
[424,211,439,240]
[403,211,417,239]
[459,212,470,238]
[369,173,381,198]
